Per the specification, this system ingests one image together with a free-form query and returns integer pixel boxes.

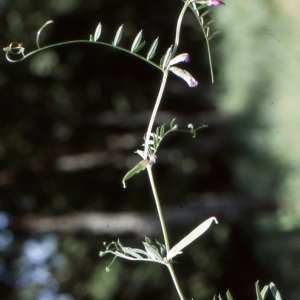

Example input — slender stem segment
[147,167,185,300]
[171,0,192,58]
[143,70,169,159]
[167,264,186,300]
[146,166,170,251]
[143,1,192,159]
[142,4,193,300]
[189,2,215,83]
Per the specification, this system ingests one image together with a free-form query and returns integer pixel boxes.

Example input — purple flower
[187,76,198,88]
[208,0,225,6]
[169,66,198,88]
[169,53,190,66]
[196,0,225,6]
[149,155,157,165]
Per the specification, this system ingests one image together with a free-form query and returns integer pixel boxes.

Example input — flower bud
[195,0,225,6]
[169,66,198,88]
[169,53,190,66]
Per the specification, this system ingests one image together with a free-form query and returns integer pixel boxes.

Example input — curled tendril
[187,123,208,138]
[3,20,54,63]
[36,20,54,48]
[3,42,25,62]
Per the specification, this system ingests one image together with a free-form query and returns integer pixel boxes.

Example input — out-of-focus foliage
[217,281,282,300]
[214,1,300,299]
[0,0,298,300]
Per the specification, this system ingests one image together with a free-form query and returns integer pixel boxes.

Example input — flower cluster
[168,53,198,88]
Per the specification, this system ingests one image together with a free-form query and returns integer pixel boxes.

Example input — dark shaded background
[0,0,299,299]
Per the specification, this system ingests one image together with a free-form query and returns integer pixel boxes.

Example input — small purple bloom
[169,66,198,88]
[208,0,225,6]
[187,77,198,88]
[169,53,190,66]
[196,0,225,6]
[149,155,157,165]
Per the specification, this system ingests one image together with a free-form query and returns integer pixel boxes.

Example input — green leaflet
[94,22,102,41]
[112,24,123,46]
[270,282,282,300]
[226,290,234,300]
[122,159,150,188]
[147,37,159,60]
[167,217,218,260]
[131,30,143,52]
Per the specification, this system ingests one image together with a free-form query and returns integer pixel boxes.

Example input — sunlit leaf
[122,247,144,259]
[133,40,145,53]
[131,30,143,52]
[270,283,282,300]
[94,22,102,41]
[112,24,123,46]
[261,285,269,300]
[159,125,165,139]
[155,239,166,257]
[143,238,163,261]
[162,45,173,69]
[255,281,263,300]
[226,290,234,300]
[147,37,159,60]
[159,55,165,68]
[167,217,218,260]
[122,159,150,188]
[135,149,144,159]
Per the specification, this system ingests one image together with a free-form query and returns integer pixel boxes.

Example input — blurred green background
[0,0,299,299]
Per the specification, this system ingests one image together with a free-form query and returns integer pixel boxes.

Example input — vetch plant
[3,0,282,299]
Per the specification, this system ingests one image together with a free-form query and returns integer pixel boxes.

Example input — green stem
[146,166,170,251]
[167,264,186,300]
[206,35,214,83]
[143,70,169,159]
[171,0,192,58]
[188,3,215,83]
[142,0,191,159]
[199,17,214,83]
[142,3,193,299]
[147,166,185,300]
[142,0,190,158]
